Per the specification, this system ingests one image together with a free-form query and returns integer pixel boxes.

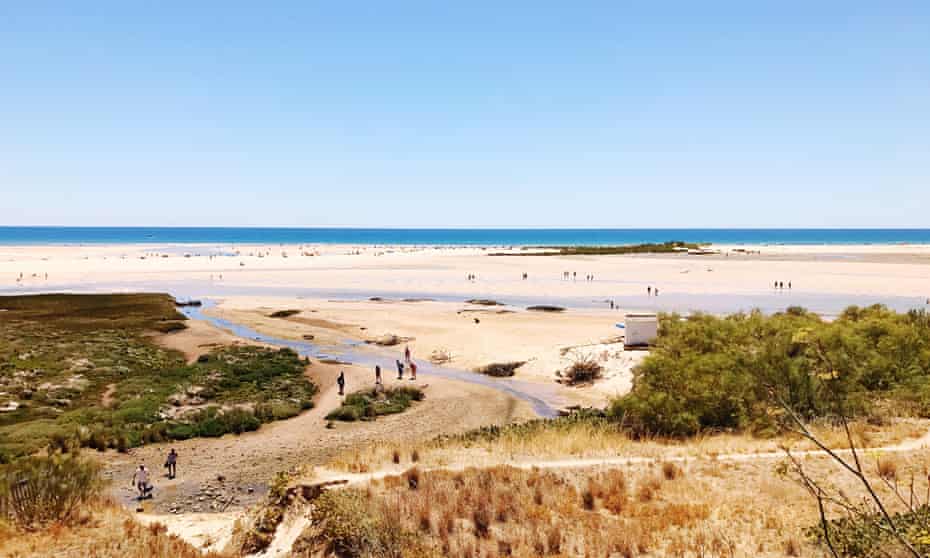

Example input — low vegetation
[526,305,565,313]
[294,464,735,557]
[269,309,300,318]
[611,305,930,437]
[326,387,425,422]
[0,452,228,557]
[488,241,705,256]
[0,294,316,461]
[474,361,525,378]
[559,352,604,386]
[0,452,103,529]
[465,299,503,306]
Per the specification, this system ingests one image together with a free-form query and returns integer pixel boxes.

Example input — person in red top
[409,360,417,380]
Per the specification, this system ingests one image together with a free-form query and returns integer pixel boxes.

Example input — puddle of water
[180,301,563,418]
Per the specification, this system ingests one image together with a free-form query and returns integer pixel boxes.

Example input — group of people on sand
[466,273,478,281]
[647,286,660,296]
[774,280,792,290]
[561,271,596,281]
[337,345,417,396]
[14,272,48,283]
[130,448,178,501]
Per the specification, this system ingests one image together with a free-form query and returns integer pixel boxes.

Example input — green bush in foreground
[0,453,103,529]
[610,305,930,437]
[326,387,424,422]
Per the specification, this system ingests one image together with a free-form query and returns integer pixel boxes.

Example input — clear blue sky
[2,2,928,228]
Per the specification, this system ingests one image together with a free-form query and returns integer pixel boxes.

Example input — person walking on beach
[409,360,418,380]
[337,371,345,396]
[375,365,382,385]
[132,464,151,500]
[396,359,404,380]
[404,345,411,363]
[655,287,660,296]
[647,286,652,296]
[165,449,178,479]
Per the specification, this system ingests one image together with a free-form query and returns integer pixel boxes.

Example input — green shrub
[167,424,196,440]
[612,306,930,437]
[0,453,103,528]
[196,417,226,438]
[326,405,363,422]
[222,408,261,434]
[326,387,425,422]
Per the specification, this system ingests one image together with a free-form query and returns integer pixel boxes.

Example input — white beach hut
[622,313,658,348]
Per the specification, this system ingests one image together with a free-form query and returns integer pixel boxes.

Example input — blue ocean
[1,227,930,246]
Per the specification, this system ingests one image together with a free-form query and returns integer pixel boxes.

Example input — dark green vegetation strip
[326,387,424,422]
[0,294,315,462]
[611,305,930,437]
[269,309,300,318]
[488,241,704,256]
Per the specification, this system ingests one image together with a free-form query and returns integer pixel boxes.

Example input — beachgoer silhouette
[788,281,792,289]
[655,288,660,296]
[404,345,411,363]
[337,371,345,396]
[165,449,177,479]
[410,361,417,380]
[396,359,404,380]
[647,286,652,296]
[375,365,382,385]
[132,464,151,500]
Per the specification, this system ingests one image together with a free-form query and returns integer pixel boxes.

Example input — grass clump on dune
[326,387,425,422]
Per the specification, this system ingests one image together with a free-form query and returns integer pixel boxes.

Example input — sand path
[150,420,930,557]
[102,326,533,514]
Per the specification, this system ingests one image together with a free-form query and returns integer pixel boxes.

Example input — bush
[611,306,930,437]
[326,387,425,422]
[0,453,103,528]
[167,424,196,440]
[476,361,526,377]
[222,408,261,434]
[563,360,603,385]
[307,489,423,557]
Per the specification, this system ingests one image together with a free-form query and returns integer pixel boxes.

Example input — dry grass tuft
[0,499,230,557]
